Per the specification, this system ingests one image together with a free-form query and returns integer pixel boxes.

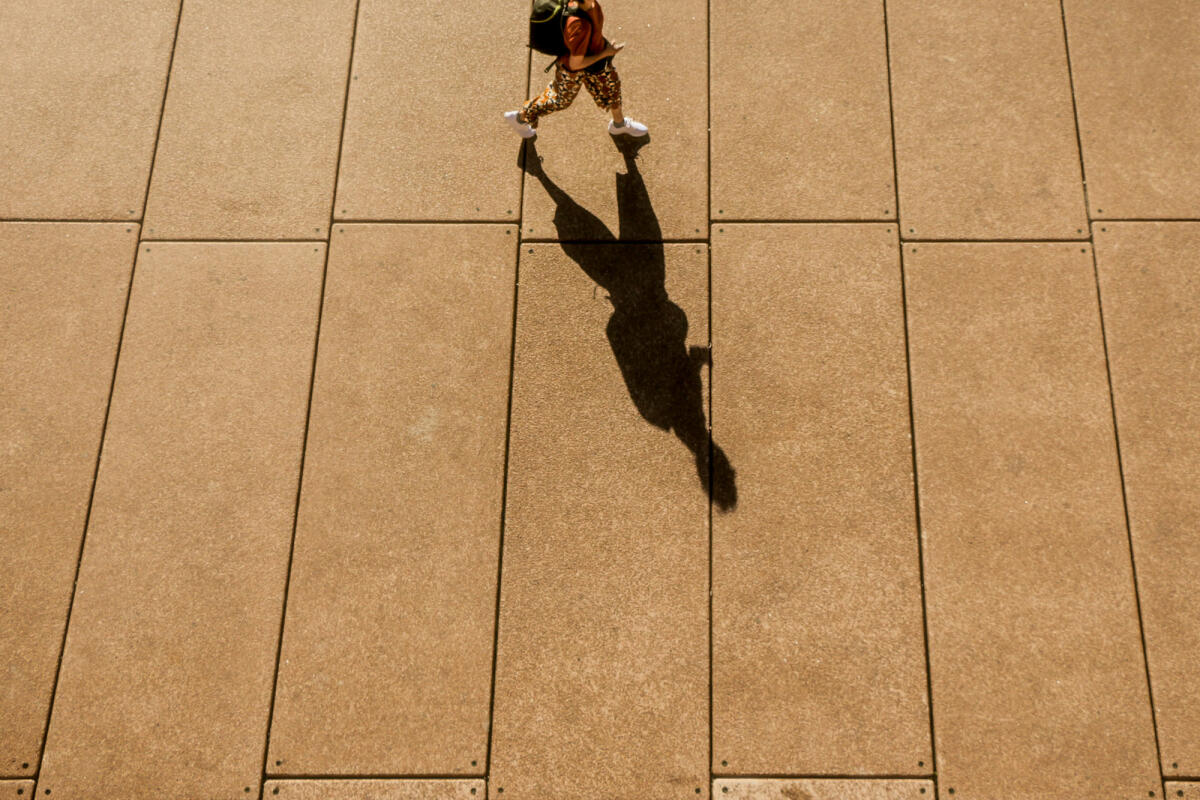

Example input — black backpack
[529,0,590,57]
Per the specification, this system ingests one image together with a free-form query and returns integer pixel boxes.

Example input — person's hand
[605,41,625,57]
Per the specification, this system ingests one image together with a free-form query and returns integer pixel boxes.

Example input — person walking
[504,0,648,139]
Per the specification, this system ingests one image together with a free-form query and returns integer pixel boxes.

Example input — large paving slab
[268,225,516,774]
[142,0,356,239]
[332,0,529,221]
[1,224,136,777]
[489,242,709,799]
[710,2,894,220]
[1093,223,1200,776]
[713,779,933,800]
[710,224,929,775]
[905,243,1160,799]
[0,782,34,799]
[888,0,1088,239]
[37,243,322,799]
[0,2,177,220]
[264,780,484,799]
[1063,1,1200,219]
[1168,783,1200,800]
[519,0,707,240]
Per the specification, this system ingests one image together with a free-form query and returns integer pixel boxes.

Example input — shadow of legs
[519,140,738,511]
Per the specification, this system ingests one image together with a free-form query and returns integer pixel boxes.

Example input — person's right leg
[515,65,583,128]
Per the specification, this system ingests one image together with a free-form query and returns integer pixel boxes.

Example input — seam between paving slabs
[484,31,534,789]
[1089,218,1200,223]
[25,229,140,787]
[138,238,330,244]
[29,0,186,789]
[332,218,523,224]
[900,237,1089,244]
[1058,0,1090,214]
[881,0,939,792]
[695,240,713,797]
[139,238,329,243]
[0,218,145,224]
[523,237,709,244]
[266,774,489,781]
[711,218,897,224]
[258,0,362,796]
[134,0,186,224]
[481,202,522,783]
[1087,235,1167,791]
[1059,0,1165,787]
[713,773,937,781]
[705,0,715,786]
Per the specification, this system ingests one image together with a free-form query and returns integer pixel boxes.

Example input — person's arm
[567,41,623,71]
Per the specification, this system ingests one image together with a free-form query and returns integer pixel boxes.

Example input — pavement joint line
[709,218,897,224]
[265,774,486,781]
[482,205,522,781]
[712,774,937,780]
[706,0,714,780]
[484,31,535,781]
[1060,0,1099,247]
[139,238,329,244]
[1089,218,1200,223]
[522,237,709,244]
[29,0,185,788]
[881,0,939,790]
[133,0,185,234]
[258,2,362,798]
[900,237,1091,243]
[0,218,144,224]
[1085,224,1167,788]
[1061,0,1165,784]
[706,0,716,784]
[331,218,523,224]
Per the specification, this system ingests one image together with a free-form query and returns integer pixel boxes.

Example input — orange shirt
[561,2,605,66]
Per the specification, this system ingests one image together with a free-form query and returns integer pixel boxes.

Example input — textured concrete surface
[711,224,929,775]
[1064,0,1200,219]
[4,1,1198,797]
[268,226,516,774]
[489,243,709,799]
[713,779,934,800]
[519,0,707,240]
[0,782,34,799]
[889,0,1088,239]
[143,1,356,239]
[263,780,484,799]
[0,225,136,776]
[710,1,894,220]
[36,244,322,799]
[1094,223,1200,776]
[333,0,529,221]
[1168,783,1200,800]
[906,243,1160,799]
[0,1,177,220]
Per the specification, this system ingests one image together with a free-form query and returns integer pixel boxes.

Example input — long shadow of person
[520,139,737,511]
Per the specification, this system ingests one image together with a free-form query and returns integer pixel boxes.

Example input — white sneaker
[609,117,649,137]
[504,111,536,139]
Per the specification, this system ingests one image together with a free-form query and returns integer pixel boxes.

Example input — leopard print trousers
[519,62,622,125]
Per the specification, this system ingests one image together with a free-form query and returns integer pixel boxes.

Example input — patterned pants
[519,62,622,126]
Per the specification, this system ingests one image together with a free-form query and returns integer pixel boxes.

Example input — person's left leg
[583,64,647,135]
[583,63,622,120]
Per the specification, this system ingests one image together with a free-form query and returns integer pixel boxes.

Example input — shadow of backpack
[529,0,591,72]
